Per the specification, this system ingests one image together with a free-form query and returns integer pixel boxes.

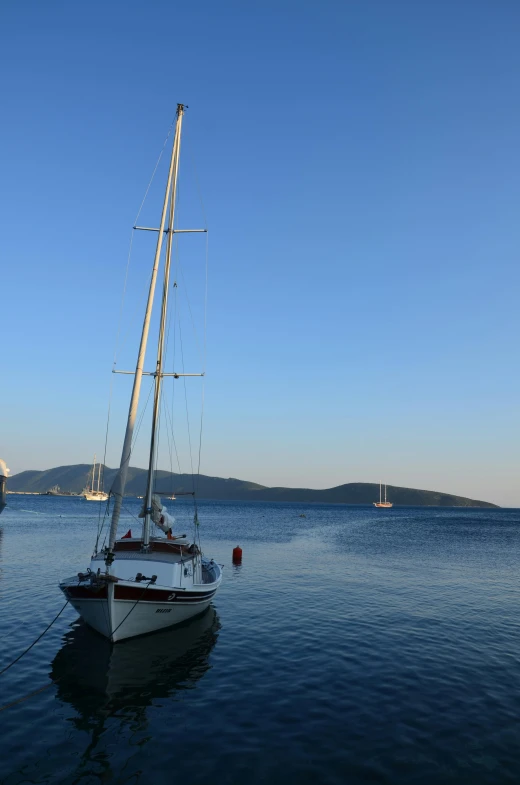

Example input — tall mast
[384,484,387,504]
[92,455,96,493]
[97,461,102,493]
[379,482,382,504]
[106,105,185,560]
[142,104,184,546]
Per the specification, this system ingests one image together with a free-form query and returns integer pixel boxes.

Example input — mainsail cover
[138,494,175,534]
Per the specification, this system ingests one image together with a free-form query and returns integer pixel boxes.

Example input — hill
[8,464,499,507]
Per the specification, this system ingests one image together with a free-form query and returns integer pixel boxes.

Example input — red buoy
[232,545,242,563]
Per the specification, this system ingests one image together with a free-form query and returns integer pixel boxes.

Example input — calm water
[0,496,519,784]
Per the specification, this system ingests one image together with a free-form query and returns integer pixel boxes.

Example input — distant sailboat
[374,483,393,508]
[83,455,109,501]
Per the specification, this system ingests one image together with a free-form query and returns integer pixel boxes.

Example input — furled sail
[138,494,175,534]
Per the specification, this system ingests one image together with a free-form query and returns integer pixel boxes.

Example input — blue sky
[1,0,519,506]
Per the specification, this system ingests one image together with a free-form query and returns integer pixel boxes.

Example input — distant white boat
[374,483,393,508]
[83,455,109,501]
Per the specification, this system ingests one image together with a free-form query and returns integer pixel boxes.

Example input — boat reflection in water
[51,606,220,725]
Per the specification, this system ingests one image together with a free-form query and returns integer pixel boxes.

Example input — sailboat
[60,104,222,642]
[373,483,393,508]
[83,455,109,501]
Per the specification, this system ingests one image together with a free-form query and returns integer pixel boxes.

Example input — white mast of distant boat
[106,103,205,566]
[374,481,393,508]
[84,454,108,501]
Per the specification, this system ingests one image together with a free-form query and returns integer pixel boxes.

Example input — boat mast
[97,461,102,493]
[92,455,96,493]
[142,105,184,547]
[384,484,387,504]
[379,483,382,504]
[106,105,184,561]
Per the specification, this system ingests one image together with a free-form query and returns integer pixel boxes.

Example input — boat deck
[91,538,199,566]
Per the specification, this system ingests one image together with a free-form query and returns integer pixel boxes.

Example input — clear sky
[1,0,519,506]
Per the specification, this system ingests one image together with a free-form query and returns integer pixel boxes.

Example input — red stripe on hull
[114,585,216,603]
[64,585,108,600]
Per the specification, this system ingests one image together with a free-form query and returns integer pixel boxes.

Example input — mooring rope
[109,580,153,638]
[0,601,69,676]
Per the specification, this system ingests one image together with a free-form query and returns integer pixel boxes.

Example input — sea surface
[0,496,519,784]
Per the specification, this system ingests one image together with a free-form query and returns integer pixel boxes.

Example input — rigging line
[195,231,209,494]
[186,133,208,229]
[161,387,177,482]
[95,495,112,555]
[131,379,154,451]
[97,372,115,542]
[0,681,56,713]
[152,389,163,497]
[113,268,154,363]
[172,229,204,368]
[161,263,178,480]
[109,581,153,638]
[179,320,195,486]
[121,502,141,522]
[163,387,182,474]
[113,229,135,367]
[178,259,205,369]
[168,239,182,476]
[112,119,174,368]
[102,499,141,550]
[161,387,174,479]
[0,602,69,676]
[195,381,205,495]
[203,230,209,374]
[133,120,176,227]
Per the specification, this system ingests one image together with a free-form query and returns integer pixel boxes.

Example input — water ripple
[0,498,519,783]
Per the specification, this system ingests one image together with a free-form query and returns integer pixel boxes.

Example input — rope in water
[0,601,69,676]
[0,582,153,712]
[0,681,56,713]
[109,580,153,638]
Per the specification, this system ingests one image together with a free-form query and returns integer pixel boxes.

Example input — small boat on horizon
[42,485,78,497]
[374,483,393,508]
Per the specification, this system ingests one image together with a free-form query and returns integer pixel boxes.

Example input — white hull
[65,584,215,642]
[83,491,109,501]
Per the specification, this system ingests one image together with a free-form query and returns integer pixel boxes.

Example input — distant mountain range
[7,464,499,507]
